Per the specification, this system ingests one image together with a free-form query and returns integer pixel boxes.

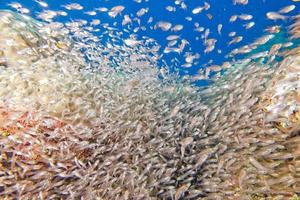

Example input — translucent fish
[229,15,238,22]
[279,5,296,14]
[185,53,200,63]
[179,137,193,158]
[155,21,172,31]
[238,14,253,20]
[124,38,141,47]
[185,16,193,21]
[175,184,190,200]
[204,2,211,10]
[35,0,48,8]
[171,24,184,32]
[228,36,243,45]
[122,15,132,26]
[37,10,57,22]
[7,2,22,10]
[266,12,288,20]
[253,34,274,46]
[63,3,83,10]
[180,2,188,10]
[233,0,248,5]
[217,24,222,35]
[195,27,205,32]
[166,35,179,41]
[167,40,178,47]
[18,7,30,14]
[228,31,236,37]
[108,5,125,18]
[136,8,148,17]
[243,21,255,29]
[95,7,108,12]
[206,13,213,20]
[264,25,281,33]
[90,19,101,26]
[84,11,97,16]
[165,6,176,12]
[192,6,204,14]
[249,51,269,60]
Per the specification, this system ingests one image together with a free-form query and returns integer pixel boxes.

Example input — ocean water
[0,0,298,86]
[0,0,300,199]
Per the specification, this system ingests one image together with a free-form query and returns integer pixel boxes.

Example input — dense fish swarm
[1,7,300,200]
[4,0,299,80]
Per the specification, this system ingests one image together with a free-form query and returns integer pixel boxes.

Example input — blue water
[0,0,299,86]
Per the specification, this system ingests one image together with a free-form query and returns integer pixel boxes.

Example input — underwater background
[0,0,300,199]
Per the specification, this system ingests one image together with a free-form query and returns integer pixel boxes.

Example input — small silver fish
[165,6,176,12]
[155,21,172,31]
[179,137,193,158]
[108,5,125,18]
[229,15,238,22]
[264,25,281,33]
[266,12,287,20]
[244,21,255,29]
[136,7,148,17]
[175,184,190,200]
[239,14,253,20]
[84,11,97,16]
[172,24,183,32]
[228,36,243,45]
[228,31,236,37]
[63,3,83,10]
[192,6,204,14]
[233,0,248,5]
[279,5,296,14]
[35,0,48,8]
[217,24,223,35]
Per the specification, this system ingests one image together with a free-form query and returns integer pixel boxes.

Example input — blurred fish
[136,7,148,17]
[204,2,211,10]
[228,31,236,37]
[179,137,193,158]
[122,15,132,26]
[264,25,281,33]
[206,13,213,20]
[124,38,141,47]
[239,14,253,21]
[166,35,180,41]
[192,6,204,15]
[108,5,125,18]
[165,6,176,12]
[233,0,248,5]
[217,24,223,35]
[175,184,190,200]
[244,21,255,29]
[7,2,22,10]
[155,21,172,31]
[279,5,296,14]
[35,0,48,8]
[266,12,288,20]
[63,3,83,10]
[252,34,274,46]
[228,36,243,45]
[229,15,238,22]
[95,7,108,12]
[84,11,97,16]
[171,24,184,32]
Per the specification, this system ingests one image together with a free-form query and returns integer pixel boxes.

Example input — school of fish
[0,0,300,199]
